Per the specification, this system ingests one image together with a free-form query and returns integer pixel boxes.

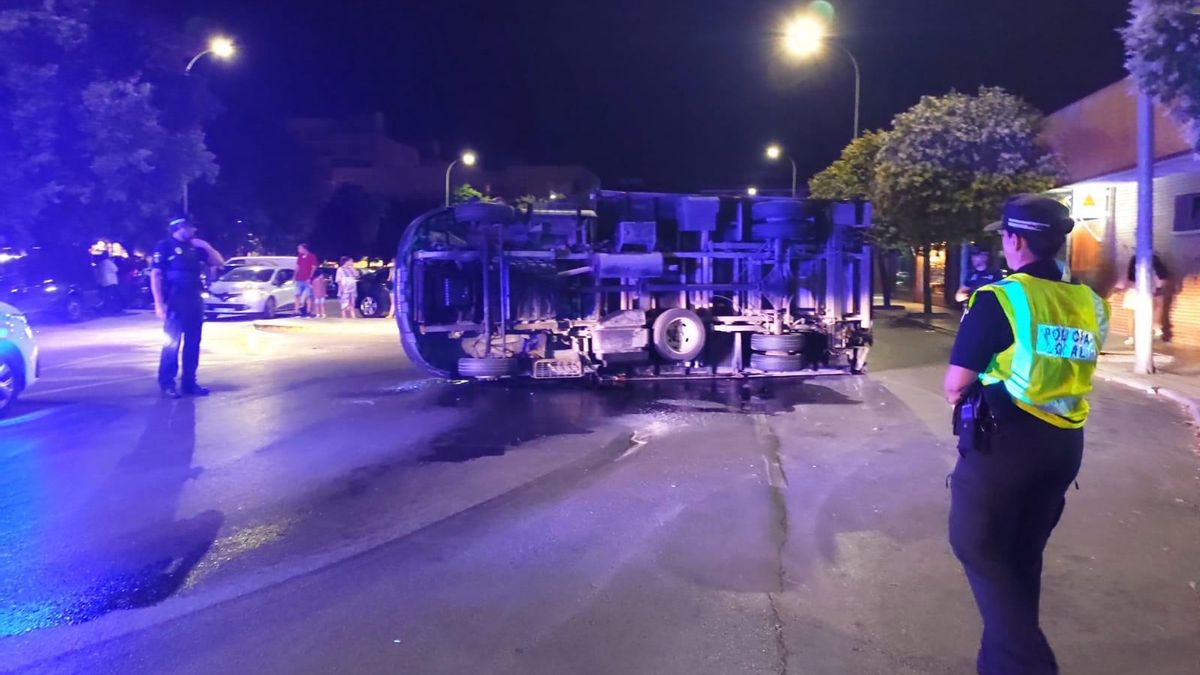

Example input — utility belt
[953,381,998,455]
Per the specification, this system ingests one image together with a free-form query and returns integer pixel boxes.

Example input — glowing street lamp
[186,35,237,74]
[779,14,861,140]
[783,16,826,58]
[445,150,479,206]
[764,144,798,198]
[747,186,759,197]
[182,35,237,215]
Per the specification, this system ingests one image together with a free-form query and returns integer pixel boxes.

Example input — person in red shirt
[294,243,319,317]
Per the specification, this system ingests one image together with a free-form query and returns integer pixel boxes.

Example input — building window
[1174,193,1200,234]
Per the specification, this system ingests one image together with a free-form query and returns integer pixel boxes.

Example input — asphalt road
[0,311,1197,674]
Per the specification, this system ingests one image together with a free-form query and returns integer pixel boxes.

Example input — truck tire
[454,202,516,225]
[652,308,706,362]
[751,221,812,241]
[751,200,812,222]
[750,352,803,373]
[457,357,518,378]
[750,333,806,353]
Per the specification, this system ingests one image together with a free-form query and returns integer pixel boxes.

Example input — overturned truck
[395,191,873,380]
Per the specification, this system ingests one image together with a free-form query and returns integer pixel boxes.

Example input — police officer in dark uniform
[944,195,1109,675]
[151,217,225,398]
[955,245,1005,305]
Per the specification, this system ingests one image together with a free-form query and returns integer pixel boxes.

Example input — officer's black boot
[182,383,210,397]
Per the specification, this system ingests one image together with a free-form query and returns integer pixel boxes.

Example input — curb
[252,319,393,335]
[1096,370,1200,430]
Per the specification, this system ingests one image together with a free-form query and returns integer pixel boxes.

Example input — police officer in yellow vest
[944,194,1109,675]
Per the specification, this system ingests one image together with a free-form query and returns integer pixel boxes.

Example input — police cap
[984,194,1074,242]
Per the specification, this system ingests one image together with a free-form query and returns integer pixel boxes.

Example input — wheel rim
[361,297,378,316]
[66,300,82,320]
[0,361,15,409]
[664,317,701,356]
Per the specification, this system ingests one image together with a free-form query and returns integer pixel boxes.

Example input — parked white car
[0,300,38,415]
[204,265,297,319]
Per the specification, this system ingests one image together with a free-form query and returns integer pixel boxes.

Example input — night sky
[145,0,1134,192]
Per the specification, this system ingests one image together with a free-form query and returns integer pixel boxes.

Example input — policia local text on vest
[943,194,1110,675]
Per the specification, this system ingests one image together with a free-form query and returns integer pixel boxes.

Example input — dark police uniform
[948,195,1108,675]
[962,267,1004,297]
[153,236,209,391]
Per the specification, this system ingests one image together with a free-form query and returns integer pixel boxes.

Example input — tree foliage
[0,0,218,248]
[452,183,493,204]
[1123,0,1200,149]
[873,86,1062,249]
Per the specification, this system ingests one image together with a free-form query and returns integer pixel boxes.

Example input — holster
[952,381,995,455]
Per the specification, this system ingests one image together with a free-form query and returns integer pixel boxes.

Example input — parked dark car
[324,265,393,318]
[0,248,103,322]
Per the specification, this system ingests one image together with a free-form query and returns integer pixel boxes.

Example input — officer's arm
[944,365,978,405]
[150,269,165,310]
[191,239,225,268]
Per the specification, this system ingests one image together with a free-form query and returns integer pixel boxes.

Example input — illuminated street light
[783,15,826,57]
[186,35,237,74]
[764,144,798,198]
[209,36,236,60]
[445,150,479,206]
[182,35,237,215]
[779,14,861,140]
[747,186,759,197]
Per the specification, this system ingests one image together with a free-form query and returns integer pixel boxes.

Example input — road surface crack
[756,414,791,674]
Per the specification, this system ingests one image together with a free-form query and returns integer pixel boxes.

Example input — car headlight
[201,291,210,299]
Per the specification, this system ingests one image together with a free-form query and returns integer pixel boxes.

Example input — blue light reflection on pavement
[0,400,222,637]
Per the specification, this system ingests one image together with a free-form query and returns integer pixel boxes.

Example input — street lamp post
[182,36,236,215]
[765,144,798,198]
[782,15,861,140]
[445,150,478,207]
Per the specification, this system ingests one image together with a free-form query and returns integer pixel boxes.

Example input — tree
[874,87,1062,313]
[1123,0,1200,150]
[808,131,900,306]
[0,0,218,248]
[452,183,493,204]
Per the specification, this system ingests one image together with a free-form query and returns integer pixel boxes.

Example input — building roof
[1044,78,1192,184]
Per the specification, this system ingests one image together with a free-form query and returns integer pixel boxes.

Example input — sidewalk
[888,300,1200,426]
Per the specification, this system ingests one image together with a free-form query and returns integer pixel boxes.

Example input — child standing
[335,257,360,319]
[311,270,328,318]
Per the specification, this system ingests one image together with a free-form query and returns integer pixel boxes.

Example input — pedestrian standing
[336,257,360,319]
[311,270,328,318]
[943,195,1109,675]
[95,252,120,312]
[151,217,225,398]
[294,243,318,318]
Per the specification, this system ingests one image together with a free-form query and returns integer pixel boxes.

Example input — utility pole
[1134,92,1155,374]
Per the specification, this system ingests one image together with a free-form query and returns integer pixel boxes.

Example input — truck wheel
[750,333,806,353]
[751,200,814,222]
[454,202,516,225]
[457,357,518,378]
[750,353,803,373]
[652,308,706,361]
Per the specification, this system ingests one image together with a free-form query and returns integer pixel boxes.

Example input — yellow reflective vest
[969,273,1111,429]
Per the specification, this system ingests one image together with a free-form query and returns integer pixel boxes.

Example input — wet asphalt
[0,311,1197,674]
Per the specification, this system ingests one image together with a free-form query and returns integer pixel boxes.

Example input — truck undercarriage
[395,191,873,381]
